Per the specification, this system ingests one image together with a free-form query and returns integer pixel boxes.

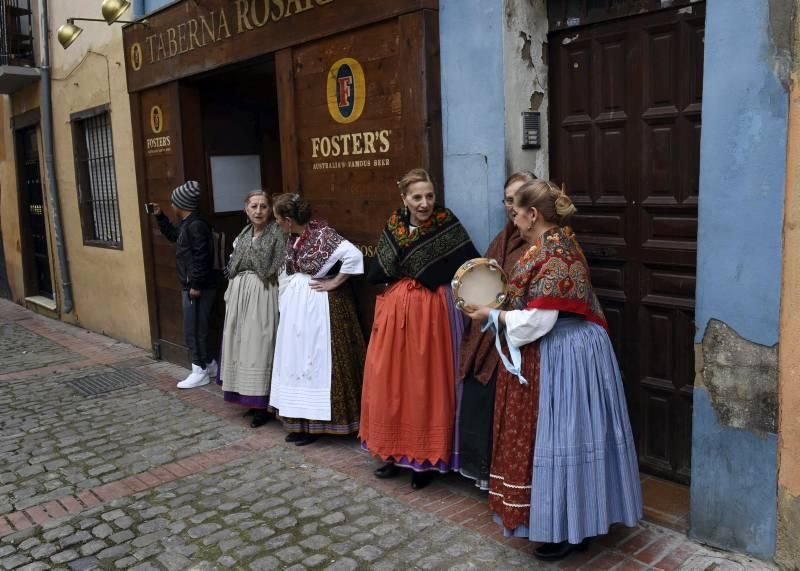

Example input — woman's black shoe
[285,432,303,443]
[294,434,319,446]
[250,410,269,428]
[374,463,400,479]
[411,471,435,490]
[533,538,591,561]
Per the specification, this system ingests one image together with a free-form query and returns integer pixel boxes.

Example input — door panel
[16,126,53,299]
[549,4,704,483]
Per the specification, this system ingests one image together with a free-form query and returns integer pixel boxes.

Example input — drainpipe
[133,0,144,19]
[38,0,73,313]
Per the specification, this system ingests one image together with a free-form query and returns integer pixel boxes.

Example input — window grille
[73,109,122,248]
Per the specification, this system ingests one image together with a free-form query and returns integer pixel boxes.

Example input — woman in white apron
[269,193,366,446]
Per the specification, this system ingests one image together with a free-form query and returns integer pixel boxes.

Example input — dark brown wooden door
[549,4,704,483]
[16,125,53,299]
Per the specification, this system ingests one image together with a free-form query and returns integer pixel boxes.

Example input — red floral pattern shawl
[507,226,607,329]
[285,219,344,276]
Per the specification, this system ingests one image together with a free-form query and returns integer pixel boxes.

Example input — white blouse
[503,308,559,348]
[312,239,364,278]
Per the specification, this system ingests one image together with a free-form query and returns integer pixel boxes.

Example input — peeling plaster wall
[503,0,548,181]
[440,0,506,252]
[694,1,789,347]
[777,2,800,567]
[691,0,791,560]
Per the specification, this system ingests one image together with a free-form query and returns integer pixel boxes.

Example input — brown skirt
[488,342,541,531]
[279,284,366,435]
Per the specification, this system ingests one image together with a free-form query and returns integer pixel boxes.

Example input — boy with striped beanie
[150,180,218,388]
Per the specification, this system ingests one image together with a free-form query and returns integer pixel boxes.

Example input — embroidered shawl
[507,226,607,329]
[368,206,479,291]
[457,220,527,384]
[227,221,286,285]
[285,219,344,277]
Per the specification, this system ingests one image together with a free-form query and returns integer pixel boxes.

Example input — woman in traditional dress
[456,171,535,490]
[464,179,642,561]
[219,191,285,428]
[360,168,479,490]
[268,193,366,446]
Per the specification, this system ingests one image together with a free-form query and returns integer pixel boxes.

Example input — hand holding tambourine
[451,258,509,318]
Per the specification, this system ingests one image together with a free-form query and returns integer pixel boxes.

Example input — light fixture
[57,20,84,50]
[57,11,146,50]
[101,0,131,25]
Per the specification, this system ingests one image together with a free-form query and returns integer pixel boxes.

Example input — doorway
[147,56,282,367]
[549,4,705,483]
[16,125,53,300]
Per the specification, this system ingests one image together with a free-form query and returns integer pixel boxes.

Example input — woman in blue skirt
[464,179,642,561]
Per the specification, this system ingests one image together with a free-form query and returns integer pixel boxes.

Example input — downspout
[38,0,73,313]
[133,0,145,19]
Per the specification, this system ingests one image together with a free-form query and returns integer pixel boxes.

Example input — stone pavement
[0,300,775,570]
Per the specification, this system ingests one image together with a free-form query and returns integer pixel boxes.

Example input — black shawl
[368,206,479,290]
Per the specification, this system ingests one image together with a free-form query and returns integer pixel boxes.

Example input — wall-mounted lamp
[57,0,147,50]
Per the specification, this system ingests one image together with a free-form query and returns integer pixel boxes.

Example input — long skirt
[489,342,541,531]
[458,371,497,490]
[271,276,365,435]
[360,278,461,471]
[529,318,642,543]
[219,272,279,409]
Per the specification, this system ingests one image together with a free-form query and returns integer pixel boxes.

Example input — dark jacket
[156,212,214,290]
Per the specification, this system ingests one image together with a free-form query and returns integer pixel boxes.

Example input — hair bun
[555,194,577,221]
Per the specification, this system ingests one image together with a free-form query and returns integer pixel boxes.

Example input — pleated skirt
[527,318,642,543]
[360,278,457,470]
[219,272,279,409]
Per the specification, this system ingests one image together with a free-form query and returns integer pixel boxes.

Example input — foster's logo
[327,58,365,124]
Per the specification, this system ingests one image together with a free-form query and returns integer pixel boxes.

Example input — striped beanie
[170,180,201,211]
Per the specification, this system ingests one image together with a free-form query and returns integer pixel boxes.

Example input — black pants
[182,288,215,367]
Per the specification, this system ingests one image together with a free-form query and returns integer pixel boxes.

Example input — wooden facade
[123,0,441,364]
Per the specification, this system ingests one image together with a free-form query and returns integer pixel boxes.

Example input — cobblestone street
[0,300,774,570]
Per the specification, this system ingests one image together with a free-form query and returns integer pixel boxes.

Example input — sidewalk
[0,299,773,570]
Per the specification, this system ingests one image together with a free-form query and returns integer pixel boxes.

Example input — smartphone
[144,203,155,214]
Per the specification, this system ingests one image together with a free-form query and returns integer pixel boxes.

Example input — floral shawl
[457,220,527,384]
[227,221,285,285]
[507,226,607,329]
[368,206,479,291]
[285,219,344,277]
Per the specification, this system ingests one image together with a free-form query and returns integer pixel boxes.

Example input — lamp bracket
[66,17,146,25]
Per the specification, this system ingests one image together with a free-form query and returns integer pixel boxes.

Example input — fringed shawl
[457,221,527,384]
[508,226,607,329]
[368,206,479,291]
[285,219,344,276]
[227,222,285,285]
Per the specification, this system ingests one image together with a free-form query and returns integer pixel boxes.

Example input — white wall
[503,0,549,180]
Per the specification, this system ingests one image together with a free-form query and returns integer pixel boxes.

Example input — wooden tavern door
[548,2,705,483]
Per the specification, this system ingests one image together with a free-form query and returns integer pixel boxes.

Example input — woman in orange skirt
[360,168,479,489]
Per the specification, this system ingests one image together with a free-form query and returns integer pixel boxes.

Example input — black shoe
[411,471,435,490]
[374,463,400,479]
[533,538,591,561]
[250,410,269,428]
[243,409,256,418]
[294,434,318,447]
[285,432,303,443]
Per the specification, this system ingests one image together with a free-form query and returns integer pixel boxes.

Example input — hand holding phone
[144,203,161,215]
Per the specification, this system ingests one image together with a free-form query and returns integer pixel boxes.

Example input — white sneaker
[207,360,218,379]
[177,364,210,389]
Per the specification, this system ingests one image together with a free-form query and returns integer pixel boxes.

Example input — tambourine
[451,258,508,311]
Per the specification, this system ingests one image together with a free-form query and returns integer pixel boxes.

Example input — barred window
[72,107,122,248]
